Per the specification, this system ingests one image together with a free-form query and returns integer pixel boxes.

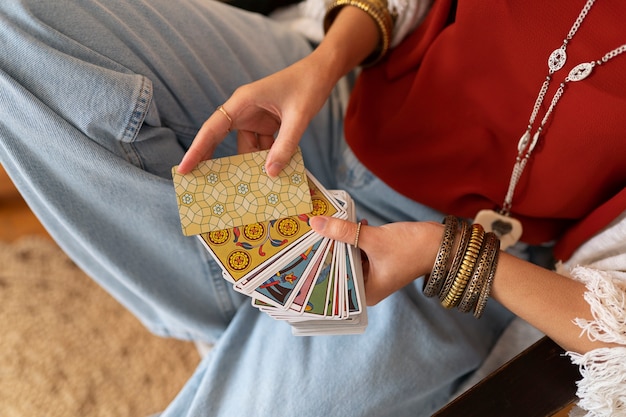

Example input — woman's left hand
[310,216,443,305]
[176,53,335,176]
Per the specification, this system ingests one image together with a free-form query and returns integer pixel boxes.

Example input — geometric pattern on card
[172,147,312,235]
[199,175,339,282]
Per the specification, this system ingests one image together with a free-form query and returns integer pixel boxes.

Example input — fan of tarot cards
[172,147,367,335]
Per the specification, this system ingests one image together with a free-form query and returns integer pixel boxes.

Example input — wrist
[422,216,501,318]
[416,220,448,277]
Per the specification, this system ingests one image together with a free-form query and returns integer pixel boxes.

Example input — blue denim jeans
[0,1,514,416]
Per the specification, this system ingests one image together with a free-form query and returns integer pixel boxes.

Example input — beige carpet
[0,236,200,417]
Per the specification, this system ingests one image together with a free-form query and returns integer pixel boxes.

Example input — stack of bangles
[323,0,395,66]
[423,215,501,318]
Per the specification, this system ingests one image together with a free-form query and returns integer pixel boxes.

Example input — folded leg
[0,0,316,341]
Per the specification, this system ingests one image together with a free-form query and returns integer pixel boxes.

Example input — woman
[1,0,624,415]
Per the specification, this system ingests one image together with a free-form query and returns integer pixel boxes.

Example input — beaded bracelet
[323,0,395,66]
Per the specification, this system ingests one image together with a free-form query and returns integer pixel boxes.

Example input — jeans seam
[121,76,152,142]
[117,76,153,169]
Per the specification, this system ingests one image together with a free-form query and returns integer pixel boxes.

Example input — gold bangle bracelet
[458,232,499,314]
[441,223,485,309]
[324,0,394,66]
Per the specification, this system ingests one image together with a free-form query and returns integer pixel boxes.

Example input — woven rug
[0,237,200,417]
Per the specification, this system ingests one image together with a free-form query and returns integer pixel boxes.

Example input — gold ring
[217,105,233,132]
[354,221,362,249]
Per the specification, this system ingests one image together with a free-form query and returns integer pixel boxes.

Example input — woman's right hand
[310,216,444,306]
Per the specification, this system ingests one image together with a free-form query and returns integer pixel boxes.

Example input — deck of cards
[172,148,367,335]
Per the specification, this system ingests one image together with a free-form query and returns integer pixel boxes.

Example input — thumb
[310,216,364,248]
[265,111,308,178]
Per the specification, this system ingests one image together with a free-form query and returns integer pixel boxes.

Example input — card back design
[172,148,312,235]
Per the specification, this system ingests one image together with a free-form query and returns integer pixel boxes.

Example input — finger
[265,111,307,177]
[310,216,367,250]
[177,107,232,174]
[237,130,261,154]
[258,134,275,150]
[177,145,213,174]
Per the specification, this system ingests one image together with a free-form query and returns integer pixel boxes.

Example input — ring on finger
[354,221,363,249]
[216,105,233,132]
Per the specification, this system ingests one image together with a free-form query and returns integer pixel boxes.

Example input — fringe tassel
[556,263,626,416]
[568,265,626,345]
[567,348,626,417]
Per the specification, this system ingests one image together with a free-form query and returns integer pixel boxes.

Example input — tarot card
[297,241,336,319]
[291,194,368,335]
[250,238,328,309]
[345,244,362,316]
[198,172,345,287]
[327,241,344,319]
[254,237,333,318]
[173,149,367,335]
[172,147,311,235]
[284,238,332,314]
[199,214,318,285]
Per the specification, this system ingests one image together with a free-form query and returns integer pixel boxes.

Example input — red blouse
[345,0,626,260]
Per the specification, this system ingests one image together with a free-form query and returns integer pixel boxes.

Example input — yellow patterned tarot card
[172,148,312,235]
[198,175,342,283]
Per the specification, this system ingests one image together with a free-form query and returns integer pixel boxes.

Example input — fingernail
[267,162,284,178]
[310,216,328,232]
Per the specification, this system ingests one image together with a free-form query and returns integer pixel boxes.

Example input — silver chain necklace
[475,0,626,249]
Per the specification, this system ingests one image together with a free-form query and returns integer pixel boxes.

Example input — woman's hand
[177,5,381,176]
[177,54,335,176]
[310,216,444,305]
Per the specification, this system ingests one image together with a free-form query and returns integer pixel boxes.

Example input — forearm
[416,221,621,355]
[307,5,380,93]
[312,214,623,355]
[490,253,619,354]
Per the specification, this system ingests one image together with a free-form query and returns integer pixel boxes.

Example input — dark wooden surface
[433,337,580,417]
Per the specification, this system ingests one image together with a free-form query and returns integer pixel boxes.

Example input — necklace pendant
[517,130,531,153]
[474,209,523,250]
[548,47,567,72]
[568,62,594,81]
